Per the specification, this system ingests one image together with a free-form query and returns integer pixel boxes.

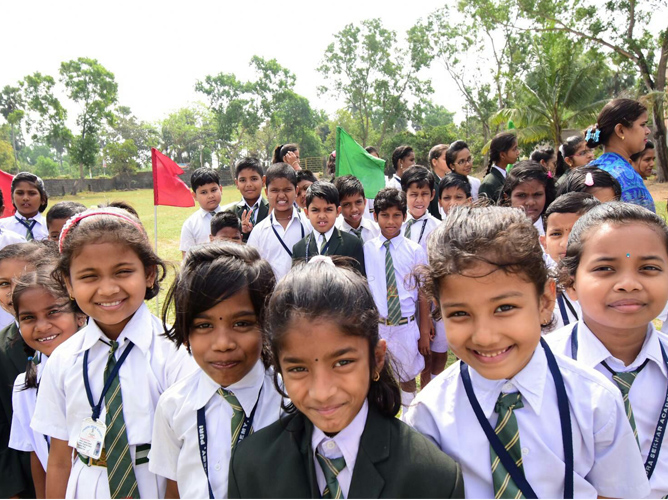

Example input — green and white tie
[104,341,139,499]
[383,240,402,325]
[404,219,416,238]
[350,227,363,244]
[320,235,328,254]
[246,205,258,224]
[316,452,346,499]
[218,388,248,450]
[602,360,646,447]
[491,391,526,499]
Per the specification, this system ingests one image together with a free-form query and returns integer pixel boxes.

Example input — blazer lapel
[258,198,269,221]
[327,228,343,255]
[307,234,318,260]
[349,406,390,498]
[295,414,321,498]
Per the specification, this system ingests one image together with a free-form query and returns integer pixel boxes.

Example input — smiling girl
[0,172,49,241]
[446,141,481,200]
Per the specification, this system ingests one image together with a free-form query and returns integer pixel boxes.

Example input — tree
[159,105,216,167]
[318,18,433,150]
[34,155,60,178]
[0,85,25,171]
[104,139,139,176]
[104,105,159,167]
[0,140,13,172]
[60,57,118,180]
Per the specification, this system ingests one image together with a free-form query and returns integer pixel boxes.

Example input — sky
[2,0,463,126]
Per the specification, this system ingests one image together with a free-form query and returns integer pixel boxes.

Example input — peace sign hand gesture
[241,209,254,235]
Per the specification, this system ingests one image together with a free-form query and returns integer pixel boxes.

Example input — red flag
[151,148,195,207]
[0,170,15,218]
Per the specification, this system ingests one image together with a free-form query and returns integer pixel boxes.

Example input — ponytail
[20,342,38,391]
[487,131,517,175]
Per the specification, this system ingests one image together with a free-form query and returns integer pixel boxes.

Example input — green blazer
[224,198,270,242]
[428,171,443,220]
[292,227,366,277]
[478,167,506,203]
[0,322,35,498]
[228,406,464,499]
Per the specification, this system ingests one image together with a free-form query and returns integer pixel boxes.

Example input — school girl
[478,132,519,202]
[555,135,595,182]
[499,160,556,236]
[547,202,668,497]
[149,243,284,499]
[556,165,622,203]
[31,208,197,498]
[445,140,481,200]
[9,267,87,498]
[229,257,465,498]
[0,172,49,241]
[405,205,650,498]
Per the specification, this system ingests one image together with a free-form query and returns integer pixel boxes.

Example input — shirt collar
[199,206,222,218]
[239,198,261,210]
[314,226,335,243]
[377,233,404,250]
[407,212,429,223]
[312,400,368,463]
[16,212,45,223]
[192,359,265,412]
[340,216,371,232]
[493,165,508,178]
[393,175,401,182]
[468,345,547,418]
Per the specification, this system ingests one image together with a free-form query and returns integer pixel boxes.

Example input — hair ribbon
[59,209,146,253]
[584,173,595,187]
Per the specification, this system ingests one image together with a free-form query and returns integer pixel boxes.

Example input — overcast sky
[2,0,463,125]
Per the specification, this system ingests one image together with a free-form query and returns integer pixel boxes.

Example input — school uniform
[0,212,48,241]
[405,342,650,498]
[547,320,668,497]
[228,401,465,498]
[247,207,312,281]
[224,198,269,243]
[431,319,448,353]
[386,175,402,191]
[428,172,444,221]
[552,292,581,330]
[31,303,198,498]
[478,166,506,203]
[402,212,440,252]
[364,235,427,382]
[292,227,366,277]
[0,322,34,498]
[533,217,545,236]
[335,215,380,244]
[468,175,481,200]
[149,360,283,499]
[0,226,26,248]
[10,353,49,472]
[180,206,224,253]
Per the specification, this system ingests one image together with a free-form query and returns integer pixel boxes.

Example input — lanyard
[197,387,262,499]
[15,216,36,237]
[460,338,574,499]
[570,323,668,479]
[305,233,333,261]
[557,294,578,326]
[417,219,428,244]
[270,214,304,258]
[82,340,135,421]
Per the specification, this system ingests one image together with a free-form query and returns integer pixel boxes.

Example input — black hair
[530,145,556,165]
[630,140,655,162]
[429,144,449,167]
[295,169,317,185]
[556,135,586,177]
[162,242,276,368]
[445,141,470,169]
[555,165,622,200]
[499,160,556,217]
[400,165,435,192]
[12,172,48,213]
[365,146,379,156]
[272,143,298,164]
[98,201,139,219]
[373,188,407,216]
[46,201,87,225]
[391,145,414,170]
[235,157,264,179]
[560,201,668,288]
[486,132,517,175]
[439,173,472,199]
[305,181,339,208]
[586,98,648,148]
[211,211,242,236]
[0,240,59,265]
[265,258,401,417]
[543,192,601,227]
[265,162,297,188]
[190,167,220,192]
[333,175,365,201]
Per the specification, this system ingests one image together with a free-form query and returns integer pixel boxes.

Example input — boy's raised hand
[241,209,254,234]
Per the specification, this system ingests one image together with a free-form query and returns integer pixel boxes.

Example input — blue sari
[589,152,655,212]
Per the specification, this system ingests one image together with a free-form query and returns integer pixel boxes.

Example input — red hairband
[58,210,146,253]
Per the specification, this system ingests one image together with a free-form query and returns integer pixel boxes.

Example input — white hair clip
[308,255,336,267]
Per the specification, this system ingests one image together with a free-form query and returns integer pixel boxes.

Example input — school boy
[223,157,269,243]
[46,201,86,241]
[247,163,311,281]
[210,212,243,243]
[400,166,440,251]
[180,168,224,257]
[364,188,431,406]
[438,173,472,217]
[292,181,366,276]
[333,175,380,245]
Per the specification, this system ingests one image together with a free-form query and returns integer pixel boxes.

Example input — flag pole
[154,204,160,315]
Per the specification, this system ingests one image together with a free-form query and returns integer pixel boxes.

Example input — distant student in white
[32,208,196,499]
[150,243,283,499]
[405,205,650,499]
[547,202,668,498]
[9,267,86,498]
[180,168,224,257]
[0,172,49,241]
[333,175,380,244]
[247,163,311,281]
[400,166,440,252]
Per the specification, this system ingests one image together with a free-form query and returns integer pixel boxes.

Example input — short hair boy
[180,167,223,257]
[46,201,87,241]
[333,175,380,244]
[438,173,472,217]
[223,157,268,243]
[210,211,243,243]
[400,166,439,251]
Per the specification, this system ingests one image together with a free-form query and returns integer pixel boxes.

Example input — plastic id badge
[76,417,106,460]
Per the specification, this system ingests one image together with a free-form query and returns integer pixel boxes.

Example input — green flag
[335,127,386,198]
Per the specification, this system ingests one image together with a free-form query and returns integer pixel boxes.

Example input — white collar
[340,216,371,232]
[377,233,404,250]
[312,400,368,464]
[239,198,261,210]
[191,359,265,412]
[198,206,222,218]
[314,226,335,244]
[492,165,508,178]
[271,206,301,226]
[407,212,430,223]
[393,175,401,182]
[15,212,44,223]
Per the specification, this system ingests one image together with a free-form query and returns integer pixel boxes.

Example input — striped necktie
[15,216,36,241]
[383,239,402,325]
[320,234,328,254]
[404,218,416,238]
[316,452,346,499]
[350,227,363,244]
[218,388,248,450]
[246,205,258,224]
[104,341,139,499]
[601,360,647,447]
[491,391,526,499]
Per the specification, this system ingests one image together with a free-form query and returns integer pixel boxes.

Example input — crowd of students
[0,96,665,499]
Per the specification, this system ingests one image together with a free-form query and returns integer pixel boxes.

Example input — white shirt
[405,344,650,499]
[335,215,380,244]
[363,235,427,318]
[247,207,312,281]
[179,206,223,252]
[0,212,48,241]
[552,293,581,330]
[31,303,198,499]
[547,320,668,498]
[385,175,402,190]
[314,227,335,254]
[402,212,440,252]
[533,217,545,236]
[149,361,284,499]
[0,226,26,248]
[10,354,49,471]
[492,165,508,178]
[468,176,481,200]
[312,401,368,499]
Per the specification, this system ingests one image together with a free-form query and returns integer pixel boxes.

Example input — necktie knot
[109,340,119,355]
[350,227,362,238]
[219,388,243,412]
[316,452,347,499]
[495,391,524,414]
[383,239,391,249]
[404,218,416,237]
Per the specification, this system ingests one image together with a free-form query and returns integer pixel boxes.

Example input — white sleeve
[30,355,69,441]
[179,218,196,252]
[9,377,34,452]
[148,394,181,481]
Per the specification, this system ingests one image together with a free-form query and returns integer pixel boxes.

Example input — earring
[621,136,625,140]
[372,372,380,382]
[69,295,75,301]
